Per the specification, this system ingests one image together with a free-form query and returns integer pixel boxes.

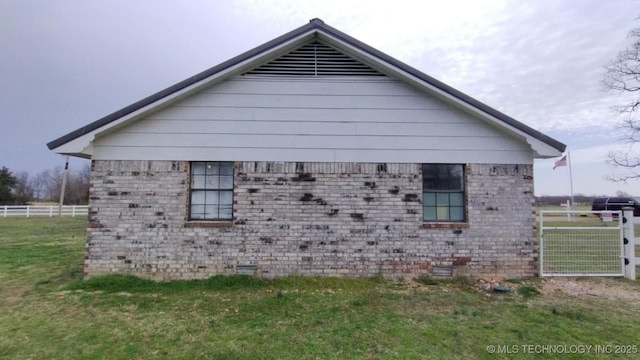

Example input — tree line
[0,165,90,205]
[535,191,636,207]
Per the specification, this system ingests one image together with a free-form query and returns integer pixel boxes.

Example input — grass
[0,217,85,289]
[2,217,640,359]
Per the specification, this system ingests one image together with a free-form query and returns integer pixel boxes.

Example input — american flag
[553,155,567,170]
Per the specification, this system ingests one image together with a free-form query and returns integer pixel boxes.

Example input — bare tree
[28,164,90,204]
[13,171,33,204]
[603,26,640,182]
[30,170,48,200]
[40,167,64,202]
[67,163,90,204]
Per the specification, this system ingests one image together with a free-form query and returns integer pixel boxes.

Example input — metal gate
[539,210,625,277]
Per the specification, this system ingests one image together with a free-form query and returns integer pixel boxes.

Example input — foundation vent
[432,265,453,277]
[236,265,257,275]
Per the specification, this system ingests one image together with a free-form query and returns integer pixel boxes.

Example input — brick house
[48,19,565,280]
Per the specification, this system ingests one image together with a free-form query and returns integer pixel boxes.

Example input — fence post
[26,206,30,218]
[72,205,76,217]
[3,205,6,218]
[539,211,545,277]
[49,206,53,217]
[622,207,636,280]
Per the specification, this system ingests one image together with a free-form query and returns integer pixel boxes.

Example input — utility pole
[58,156,69,216]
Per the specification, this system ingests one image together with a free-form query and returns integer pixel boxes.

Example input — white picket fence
[1,205,88,217]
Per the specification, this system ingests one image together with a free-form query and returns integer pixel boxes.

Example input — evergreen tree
[0,166,17,204]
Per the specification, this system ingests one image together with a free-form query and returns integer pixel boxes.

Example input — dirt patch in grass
[428,276,640,305]
[1,285,33,306]
[539,277,640,305]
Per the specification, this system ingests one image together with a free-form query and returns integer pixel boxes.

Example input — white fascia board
[318,33,560,159]
[52,135,94,157]
[526,137,563,158]
[51,31,318,157]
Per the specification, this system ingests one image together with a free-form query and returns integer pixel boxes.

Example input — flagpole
[567,151,575,217]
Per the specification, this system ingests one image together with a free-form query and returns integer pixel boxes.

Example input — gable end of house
[47,18,565,157]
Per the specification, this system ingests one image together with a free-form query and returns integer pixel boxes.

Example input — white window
[189,162,233,220]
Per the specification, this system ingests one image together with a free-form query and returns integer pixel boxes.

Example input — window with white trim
[422,164,466,222]
[189,162,233,220]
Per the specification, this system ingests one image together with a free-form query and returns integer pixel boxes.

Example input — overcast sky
[1,0,639,196]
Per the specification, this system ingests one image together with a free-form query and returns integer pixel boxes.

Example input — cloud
[569,144,628,165]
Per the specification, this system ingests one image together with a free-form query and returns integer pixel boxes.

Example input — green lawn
[2,217,640,359]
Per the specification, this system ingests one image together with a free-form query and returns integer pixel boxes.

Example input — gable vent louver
[244,41,384,77]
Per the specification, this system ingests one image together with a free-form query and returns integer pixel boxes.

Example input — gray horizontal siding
[93,76,532,164]
[147,107,470,123]
[92,147,533,164]
[118,119,500,136]
[97,133,524,151]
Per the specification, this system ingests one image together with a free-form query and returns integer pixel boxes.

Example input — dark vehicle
[591,197,640,216]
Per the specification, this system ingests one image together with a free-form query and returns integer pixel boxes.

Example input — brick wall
[86,160,536,280]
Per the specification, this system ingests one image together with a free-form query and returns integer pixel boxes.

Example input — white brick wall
[85,160,536,280]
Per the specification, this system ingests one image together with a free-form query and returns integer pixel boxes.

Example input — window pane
[207,191,220,205]
[219,205,233,219]
[219,175,233,189]
[423,164,463,190]
[424,206,436,220]
[192,174,206,188]
[450,207,464,221]
[423,193,436,206]
[190,205,205,219]
[204,205,219,219]
[205,162,220,175]
[436,193,450,206]
[191,190,206,205]
[436,206,449,220]
[205,176,220,189]
[191,162,206,175]
[450,193,464,206]
[219,190,233,205]
[220,162,234,175]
